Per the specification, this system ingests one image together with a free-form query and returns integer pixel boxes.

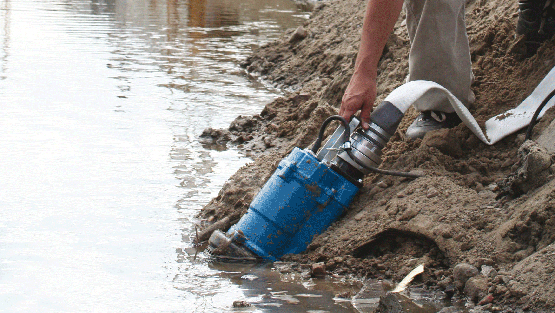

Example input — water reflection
[0,0,9,80]
[0,0,309,311]
[89,0,116,15]
[188,0,240,28]
[213,262,360,312]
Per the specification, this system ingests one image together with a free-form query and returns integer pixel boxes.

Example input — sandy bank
[198,0,555,310]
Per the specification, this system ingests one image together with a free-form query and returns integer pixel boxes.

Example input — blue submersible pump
[207,101,420,261]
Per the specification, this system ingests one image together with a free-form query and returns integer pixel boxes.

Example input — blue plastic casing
[227,147,360,261]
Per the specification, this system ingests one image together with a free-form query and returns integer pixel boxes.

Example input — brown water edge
[187,242,458,312]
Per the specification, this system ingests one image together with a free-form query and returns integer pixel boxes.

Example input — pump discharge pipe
[208,100,419,261]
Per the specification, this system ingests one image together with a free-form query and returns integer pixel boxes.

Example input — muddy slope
[199,0,555,310]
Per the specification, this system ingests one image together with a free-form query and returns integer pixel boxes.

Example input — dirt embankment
[199,0,555,311]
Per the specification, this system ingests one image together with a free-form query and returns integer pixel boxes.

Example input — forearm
[353,0,404,78]
[340,0,404,127]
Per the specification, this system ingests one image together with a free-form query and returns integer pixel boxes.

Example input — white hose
[383,65,555,145]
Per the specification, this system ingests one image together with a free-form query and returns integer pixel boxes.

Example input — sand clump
[198,0,555,310]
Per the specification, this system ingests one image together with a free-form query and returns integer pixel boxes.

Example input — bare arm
[339,0,404,129]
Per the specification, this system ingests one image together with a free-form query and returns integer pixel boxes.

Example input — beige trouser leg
[405,0,473,113]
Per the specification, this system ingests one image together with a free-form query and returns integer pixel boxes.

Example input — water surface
[0,0,355,312]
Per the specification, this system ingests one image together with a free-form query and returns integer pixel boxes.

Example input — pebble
[399,207,419,221]
[495,285,508,295]
[438,277,453,290]
[453,263,479,289]
[311,262,326,277]
[289,26,308,43]
[476,258,495,267]
[376,293,403,312]
[427,187,439,198]
[465,276,489,302]
[481,265,497,278]
[478,294,494,305]
[376,180,388,188]
[233,300,251,307]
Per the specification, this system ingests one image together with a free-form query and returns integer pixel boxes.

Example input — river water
[0,0,364,312]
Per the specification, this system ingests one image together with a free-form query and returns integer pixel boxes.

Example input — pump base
[207,230,260,262]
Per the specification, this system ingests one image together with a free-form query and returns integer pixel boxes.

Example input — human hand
[339,73,376,129]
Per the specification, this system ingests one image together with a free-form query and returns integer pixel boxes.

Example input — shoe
[517,0,555,47]
[405,111,462,140]
[516,0,547,38]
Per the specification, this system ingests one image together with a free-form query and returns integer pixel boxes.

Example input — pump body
[208,102,404,261]
[226,147,359,261]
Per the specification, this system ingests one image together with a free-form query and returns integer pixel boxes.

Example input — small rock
[289,26,308,43]
[453,263,479,289]
[498,275,510,284]
[263,136,275,148]
[233,300,251,307]
[438,277,453,290]
[476,258,495,267]
[291,93,310,104]
[440,227,453,239]
[333,256,344,263]
[486,183,498,191]
[481,265,497,278]
[335,291,352,298]
[465,276,489,302]
[478,294,494,305]
[381,280,395,290]
[494,285,508,296]
[460,241,473,251]
[311,262,326,277]
[376,293,404,312]
[427,187,439,198]
[307,241,321,250]
[354,211,365,221]
[377,180,389,188]
[399,207,420,221]
[444,283,456,299]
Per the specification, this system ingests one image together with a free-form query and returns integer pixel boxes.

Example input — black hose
[525,88,555,141]
[312,115,423,179]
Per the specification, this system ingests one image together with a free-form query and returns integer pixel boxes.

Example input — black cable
[311,115,350,154]
[525,88,555,141]
[345,149,423,179]
[312,115,423,179]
